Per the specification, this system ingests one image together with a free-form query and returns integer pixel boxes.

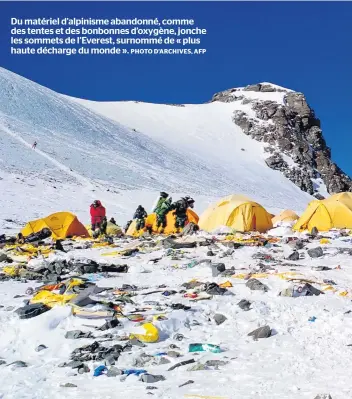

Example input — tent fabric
[86,222,123,237]
[293,192,352,232]
[21,212,89,240]
[198,194,273,233]
[126,208,199,237]
[272,210,299,225]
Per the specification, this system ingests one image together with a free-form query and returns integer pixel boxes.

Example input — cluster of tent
[199,192,352,233]
[19,192,352,240]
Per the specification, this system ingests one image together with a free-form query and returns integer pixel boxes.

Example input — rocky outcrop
[212,83,352,195]
[243,83,287,93]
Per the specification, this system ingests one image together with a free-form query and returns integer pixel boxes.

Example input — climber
[153,192,169,213]
[32,141,37,149]
[90,200,106,231]
[133,205,148,231]
[172,197,195,230]
[99,216,108,235]
[54,240,66,252]
[156,196,173,232]
[109,217,117,225]
[124,220,132,233]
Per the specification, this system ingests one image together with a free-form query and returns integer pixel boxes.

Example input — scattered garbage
[179,380,194,387]
[189,344,221,353]
[168,359,195,371]
[246,278,269,292]
[60,383,77,388]
[307,247,324,258]
[35,344,47,352]
[280,283,323,297]
[248,325,272,341]
[213,313,227,325]
[0,213,351,396]
[286,250,300,261]
[93,365,107,376]
[237,299,252,311]
[7,361,28,368]
[140,374,165,383]
[210,263,226,277]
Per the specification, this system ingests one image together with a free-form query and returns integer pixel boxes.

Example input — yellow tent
[86,222,123,237]
[198,194,273,233]
[272,209,299,225]
[126,208,199,237]
[22,212,89,240]
[293,192,352,232]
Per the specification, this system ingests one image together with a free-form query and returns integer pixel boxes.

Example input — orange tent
[272,209,299,225]
[126,208,199,236]
[21,212,89,240]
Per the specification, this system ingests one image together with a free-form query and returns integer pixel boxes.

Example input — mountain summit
[211,82,351,197]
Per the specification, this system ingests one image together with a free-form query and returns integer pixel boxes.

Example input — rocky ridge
[211,82,352,197]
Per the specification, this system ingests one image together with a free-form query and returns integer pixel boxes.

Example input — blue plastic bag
[94,365,107,377]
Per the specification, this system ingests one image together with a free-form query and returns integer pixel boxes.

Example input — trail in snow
[0,121,94,190]
[0,120,130,212]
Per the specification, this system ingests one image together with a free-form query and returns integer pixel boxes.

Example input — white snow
[0,67,313,230]
[0,68,350,399]
[1,234,352,399]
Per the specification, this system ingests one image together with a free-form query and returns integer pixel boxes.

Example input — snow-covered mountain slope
[70,90,288,170]
[0,67,314,228]
[74,82,349,199]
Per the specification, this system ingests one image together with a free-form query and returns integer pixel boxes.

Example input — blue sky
[0,1,352,175]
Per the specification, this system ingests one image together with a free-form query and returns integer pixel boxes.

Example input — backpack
[175,198,188,213]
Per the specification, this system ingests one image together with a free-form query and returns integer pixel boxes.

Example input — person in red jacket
[90,200,106,231]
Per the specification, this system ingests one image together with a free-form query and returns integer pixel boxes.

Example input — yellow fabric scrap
[339,291,349,297]
[320,238,331,244]
[129,323,159,343]
[2,266,24,277]
[233,272,299,280]
[92,242,116,248]
[30,290,76,307]
[219,281,233,288]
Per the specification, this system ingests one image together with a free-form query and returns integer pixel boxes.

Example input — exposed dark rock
[244,84,262,92]
[211,83,352,195]
[284,92,311,117]
[232,111,254,135]
[265,153,288,171]
[211,88,244,103]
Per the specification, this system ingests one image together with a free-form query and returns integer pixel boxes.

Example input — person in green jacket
[153,192,169,213]
[156,197,172,231]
